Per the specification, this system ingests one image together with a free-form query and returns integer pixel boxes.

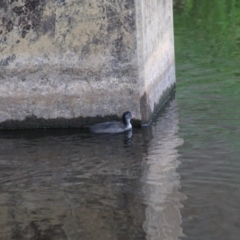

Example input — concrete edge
[0,86,175,130]
[141,83,176,127]
[0,113,142,130]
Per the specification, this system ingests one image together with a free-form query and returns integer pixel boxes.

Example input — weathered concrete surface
[136,0,176,123]
[0,0,175,129]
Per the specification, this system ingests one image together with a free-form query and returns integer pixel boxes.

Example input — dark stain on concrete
[0,1,8,11]
[2,17,13,32]
[56,0,66,6]
[10,0,18,4]
[140,84,176,125]
[12,6,25,16]
[140,92,150,124]
[11,0,47,38]
[81,43,90,55]
[106,7,122,33]
[0,54,16,67]
[113,35,123,61]
[40,14,56,36]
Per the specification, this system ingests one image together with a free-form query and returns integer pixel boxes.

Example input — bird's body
[89,111,133,133]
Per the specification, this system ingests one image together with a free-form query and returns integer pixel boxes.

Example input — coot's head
[122,111,132,125]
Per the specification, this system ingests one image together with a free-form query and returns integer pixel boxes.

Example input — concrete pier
[0,0,175,129]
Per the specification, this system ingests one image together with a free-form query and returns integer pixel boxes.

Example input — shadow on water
[0,99,185,240]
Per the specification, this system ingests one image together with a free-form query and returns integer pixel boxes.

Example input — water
[0,101,183,240]
[1,1,240,239]
[175,1,240,239]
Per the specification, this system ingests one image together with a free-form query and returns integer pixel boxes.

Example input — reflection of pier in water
[142,100,186,240]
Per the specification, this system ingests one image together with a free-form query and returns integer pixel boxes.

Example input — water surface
[175,1,240,239]
[0,100,183,240]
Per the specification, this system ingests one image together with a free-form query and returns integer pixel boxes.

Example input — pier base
[0,0,175,129]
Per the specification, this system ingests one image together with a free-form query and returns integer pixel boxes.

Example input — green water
[175,1,240,239]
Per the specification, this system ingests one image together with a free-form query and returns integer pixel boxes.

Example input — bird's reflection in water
[123,130,133,146]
